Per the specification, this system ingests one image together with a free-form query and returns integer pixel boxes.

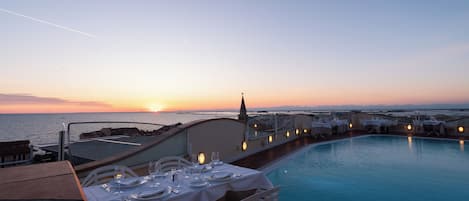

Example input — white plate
[189,181,209,188]
[109,178,146,189]
[212,161,224,166]
[208,171,233,182]
[129,187,171,200]
[190,165,213,173]
[148,173,168,180]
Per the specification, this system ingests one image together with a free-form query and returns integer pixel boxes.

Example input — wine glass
[113,170,125,195]
[211,152,220,165]
[183,166,191,179]
[148,161,161,187]
[170,168,181,190]
[191,154,199,167]
[147,161,155,178]
[191,166,202,183]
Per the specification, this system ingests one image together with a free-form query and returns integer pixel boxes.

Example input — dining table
[84,163,273,201]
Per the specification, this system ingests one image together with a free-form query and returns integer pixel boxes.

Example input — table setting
[84,153,273,201]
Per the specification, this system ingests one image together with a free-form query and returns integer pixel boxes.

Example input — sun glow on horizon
[147,104,165,112]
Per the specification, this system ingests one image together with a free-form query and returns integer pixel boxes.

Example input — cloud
[0,8,96,38]
[0,93,110,107]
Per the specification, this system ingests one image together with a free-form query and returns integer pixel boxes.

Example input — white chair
[154,156,191,172]
[81,165,138,187]
[240,187,280,201]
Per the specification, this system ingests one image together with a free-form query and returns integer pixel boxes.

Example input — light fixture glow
[286,131,290,138]
[407,124,413,131]
[268,135,273,143]
[458,126,464,133]
[303,129,308,133]
[349,123,353,129]
[295,129,300,135]
[241,141,248,151]
[254,124,258,128]
[197,152,206,164]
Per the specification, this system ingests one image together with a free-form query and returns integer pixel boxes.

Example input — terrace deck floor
[0,161,86,200]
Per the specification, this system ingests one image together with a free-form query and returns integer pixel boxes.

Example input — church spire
[238,93,248,122]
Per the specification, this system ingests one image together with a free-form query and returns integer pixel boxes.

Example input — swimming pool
[266,135,469,201]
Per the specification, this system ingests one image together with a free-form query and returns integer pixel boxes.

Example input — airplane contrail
[0,8,96,38]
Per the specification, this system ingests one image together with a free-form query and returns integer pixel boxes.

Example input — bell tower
[238,93,248,122]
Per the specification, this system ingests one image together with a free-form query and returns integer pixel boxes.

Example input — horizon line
[2,104,469,115]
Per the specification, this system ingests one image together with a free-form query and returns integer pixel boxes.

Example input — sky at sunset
[1,0,469,113]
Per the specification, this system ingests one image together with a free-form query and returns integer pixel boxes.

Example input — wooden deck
[0,161,86,201]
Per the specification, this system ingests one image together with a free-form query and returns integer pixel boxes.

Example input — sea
[1,109,468,146]
[0,112,238,145]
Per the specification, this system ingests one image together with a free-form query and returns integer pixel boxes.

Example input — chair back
[81,165,138,187]
[241,187,280,201]
[154,156,191,172]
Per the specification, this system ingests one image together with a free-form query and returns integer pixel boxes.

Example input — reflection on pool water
[266,135,469,201]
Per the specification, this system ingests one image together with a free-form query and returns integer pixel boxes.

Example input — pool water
[266,135,469,201]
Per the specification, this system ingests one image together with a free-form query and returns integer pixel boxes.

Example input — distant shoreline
[0,107,468,115]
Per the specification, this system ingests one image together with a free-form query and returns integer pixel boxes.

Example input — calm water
[267,135,469,201]
[0,112,237,145]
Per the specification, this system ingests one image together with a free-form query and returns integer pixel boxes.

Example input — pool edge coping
[260,135,372,174]
[260,134,467,175]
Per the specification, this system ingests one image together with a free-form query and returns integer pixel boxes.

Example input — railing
[246,114,295,140]
[57,121,168,165]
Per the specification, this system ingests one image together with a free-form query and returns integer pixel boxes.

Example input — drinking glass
[183,166,191,179]
[191,167,202,183]
[191,153,198,167]
[171,168,181,189]
[148,161,161,187]
[211,152,220,164]
[191,154,199,171]
[113,170,125,194]
[148,161,155,178]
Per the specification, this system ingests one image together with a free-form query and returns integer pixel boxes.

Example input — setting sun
[147,104,164,112]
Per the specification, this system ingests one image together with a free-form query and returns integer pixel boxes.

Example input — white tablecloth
[84,164,273,201]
